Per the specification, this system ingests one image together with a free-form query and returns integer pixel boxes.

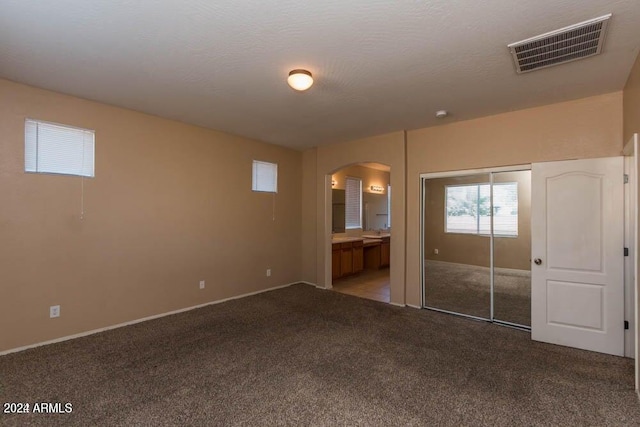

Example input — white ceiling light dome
[287,69,313,91]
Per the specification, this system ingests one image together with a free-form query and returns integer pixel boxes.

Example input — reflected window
[445,183,518,236]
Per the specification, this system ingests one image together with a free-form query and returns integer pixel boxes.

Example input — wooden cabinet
[353,240,364,273]
[364,244,381,269]
[380,237,390,267]
[332,243,341,280]
[363,237,391,270]
[340,242,353,276]
[332,239,365,280]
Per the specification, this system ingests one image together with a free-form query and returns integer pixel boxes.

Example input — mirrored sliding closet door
[422,168,531,329]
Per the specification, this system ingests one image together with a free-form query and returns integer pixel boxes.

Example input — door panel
[546,281,603,330]
[531,157,624,356]
[546,173,602,271]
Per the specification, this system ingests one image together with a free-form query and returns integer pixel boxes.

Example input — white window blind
[445,182,518,236]
[492,183,518,236]
[387,185,391,228]
[345,177,362,229]
[252,160,278,192]
[25,119,95,177]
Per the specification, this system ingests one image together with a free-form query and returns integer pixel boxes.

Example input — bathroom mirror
[363,192,388,231]
[332,189,346,233]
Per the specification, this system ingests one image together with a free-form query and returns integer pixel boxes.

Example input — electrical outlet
[266,269,271,277]
[199,280,205,289]
[434,249,439,255]
[50,305,60,318]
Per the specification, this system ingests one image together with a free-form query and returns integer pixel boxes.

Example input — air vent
[508,14,611,74]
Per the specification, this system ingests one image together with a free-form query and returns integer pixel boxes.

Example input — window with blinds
[445,182,518,236]
[252,160,278,193]
[345,176,362,229]
[25,119,95,177]
[387,185,391,228]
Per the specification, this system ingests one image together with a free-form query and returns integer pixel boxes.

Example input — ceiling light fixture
[435,110,448,119]
[287,69,313,91]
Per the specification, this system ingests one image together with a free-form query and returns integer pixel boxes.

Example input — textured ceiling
[1,1,640,150]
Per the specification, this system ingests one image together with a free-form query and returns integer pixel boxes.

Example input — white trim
[420,164,530,180]
[389,302,406,308]
[407,304,421,309]
[0,282,302,356]
[624,145,637,360]
[624,133,640,391]
[298,281,317,287]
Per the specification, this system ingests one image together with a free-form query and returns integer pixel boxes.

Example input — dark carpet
[1,284,638,426]
[425,260,531,326]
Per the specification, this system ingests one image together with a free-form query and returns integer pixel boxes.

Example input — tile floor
[331,268,390,303]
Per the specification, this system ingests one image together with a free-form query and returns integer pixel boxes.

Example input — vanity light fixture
[370,185,384,193]
[287,69,313,91]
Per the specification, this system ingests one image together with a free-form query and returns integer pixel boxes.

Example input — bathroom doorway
[331,163,391,303]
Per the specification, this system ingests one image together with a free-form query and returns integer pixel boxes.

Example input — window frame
[251,160,278,193]
[24,118,95,178]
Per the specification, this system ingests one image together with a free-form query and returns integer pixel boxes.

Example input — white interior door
[531,157,624,356]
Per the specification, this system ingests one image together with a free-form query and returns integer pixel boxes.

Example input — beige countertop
[361,233,391,239]
[332,236,389,245]
[331,236,364,243]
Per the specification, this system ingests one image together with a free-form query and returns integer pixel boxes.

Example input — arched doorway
[329,162,391,303]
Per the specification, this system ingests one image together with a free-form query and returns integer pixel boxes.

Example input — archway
[328,163,391,303]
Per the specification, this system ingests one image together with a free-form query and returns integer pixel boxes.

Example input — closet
[422,168,531,329]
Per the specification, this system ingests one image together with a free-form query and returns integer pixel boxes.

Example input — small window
[445,182,518,237]
[25,119,95,177]
[345,176,362,229]
[252,160,277,193]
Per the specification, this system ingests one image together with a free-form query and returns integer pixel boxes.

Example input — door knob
[534,258,542,265]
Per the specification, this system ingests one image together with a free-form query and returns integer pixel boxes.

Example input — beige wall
[624,52,640,144]
[1,77,629,352]
[406,92,623,307]
[0,79,302,352]
[424,171,531,271]
[301,132,406,303]
[301,148,317,284]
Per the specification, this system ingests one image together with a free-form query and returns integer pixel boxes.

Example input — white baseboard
[0,281,302,357]
[298,281,318,287]
[389,302,405,307]
[407,304,421,309]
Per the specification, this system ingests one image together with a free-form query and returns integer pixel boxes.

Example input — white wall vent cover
[508,14,611,74]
